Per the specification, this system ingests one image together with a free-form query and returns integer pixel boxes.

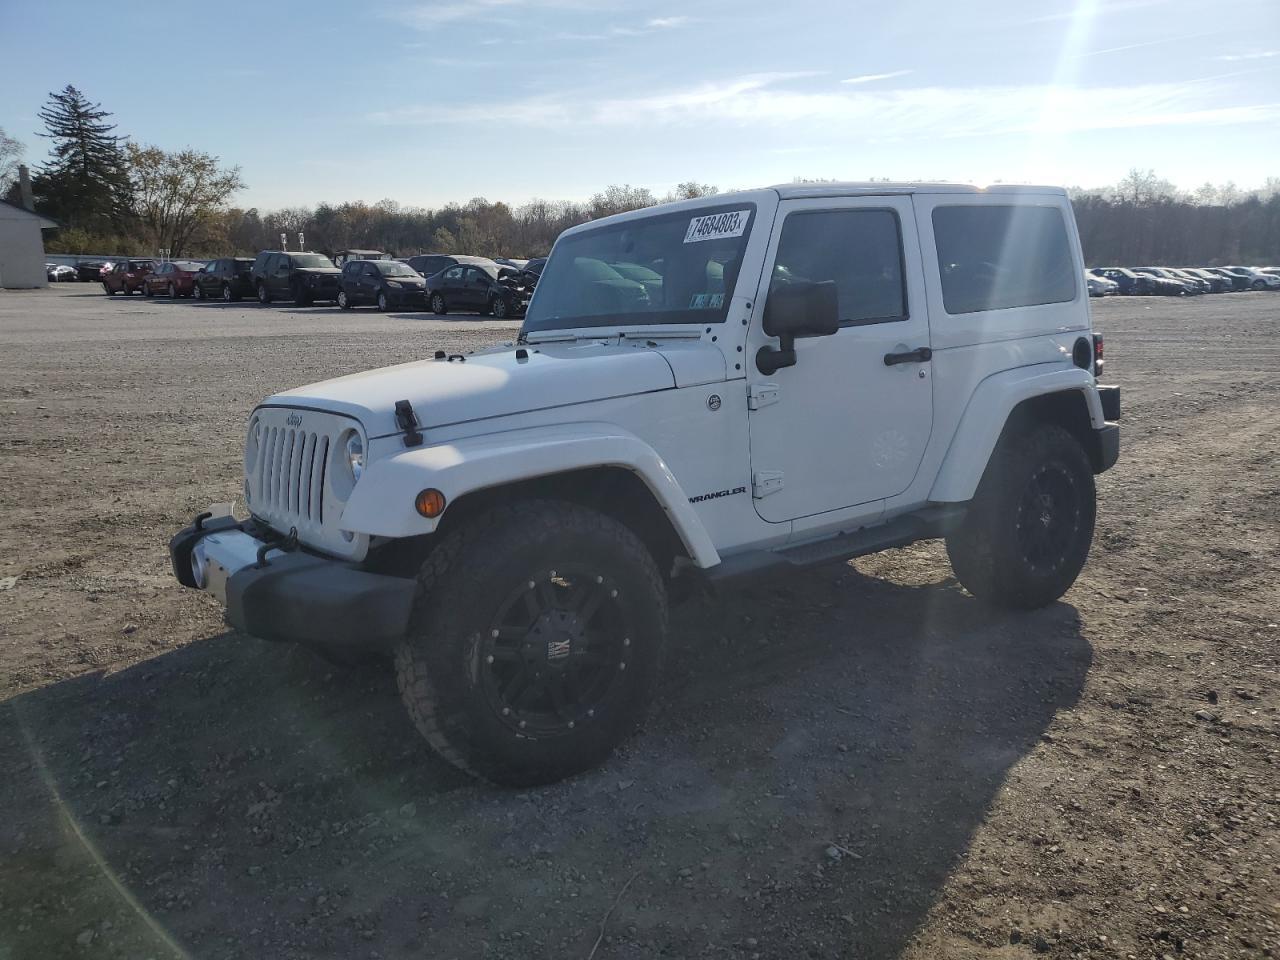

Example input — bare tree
[0,126,23,196]
[127,143,244,256]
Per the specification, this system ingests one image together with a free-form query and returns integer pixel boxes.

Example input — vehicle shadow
[0,558,1089,959]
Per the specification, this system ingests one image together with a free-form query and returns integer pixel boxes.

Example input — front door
[746,196,934,524]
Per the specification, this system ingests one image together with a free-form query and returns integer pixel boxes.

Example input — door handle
[883,347,932,366]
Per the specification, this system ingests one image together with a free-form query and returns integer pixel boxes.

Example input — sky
[1,0,1277,211]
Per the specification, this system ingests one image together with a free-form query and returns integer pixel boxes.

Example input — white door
[747,196,933,523]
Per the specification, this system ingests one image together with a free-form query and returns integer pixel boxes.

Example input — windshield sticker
[684,209,751,244]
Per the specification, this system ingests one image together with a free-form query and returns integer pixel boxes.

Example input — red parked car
[102,259,155,295]
[142,260,206,298]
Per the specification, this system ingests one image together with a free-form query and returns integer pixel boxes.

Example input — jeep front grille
[244,407,367,560]
[258,427,328,524]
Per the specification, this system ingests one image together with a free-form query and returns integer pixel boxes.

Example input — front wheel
[192,282,203,300]
[168,283,178,299]
[257,283,271,305]
[144,283,154,298]
[338,289,352,310]
[376,290,389,312]
[221,283,234,302]
[1252,279,1266,291]
[946,424,1096,610]
[490,296,509,319]
[430,293,447,315]
[103,282,114,296]
[395,501,668,786]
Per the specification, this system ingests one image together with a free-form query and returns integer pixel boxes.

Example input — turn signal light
[415,488,447,518]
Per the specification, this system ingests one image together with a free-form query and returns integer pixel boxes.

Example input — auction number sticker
[684,209,751,244]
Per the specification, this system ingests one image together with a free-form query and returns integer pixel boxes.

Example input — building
[0,197,59,289]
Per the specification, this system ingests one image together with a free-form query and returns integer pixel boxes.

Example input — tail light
[1092,334,1104,376]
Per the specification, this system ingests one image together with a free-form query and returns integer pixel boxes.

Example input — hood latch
[394,399,424,448]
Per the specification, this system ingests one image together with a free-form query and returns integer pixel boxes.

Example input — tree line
[1,86,1277,266]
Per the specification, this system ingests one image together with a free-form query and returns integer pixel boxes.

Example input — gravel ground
[0,285,1276,960]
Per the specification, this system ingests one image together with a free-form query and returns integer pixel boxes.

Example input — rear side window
[932,205,1076,314]
[771,209,907,325]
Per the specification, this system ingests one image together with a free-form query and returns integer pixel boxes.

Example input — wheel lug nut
[610,589,618,598]
[519,720,527,729]
[623,637,630,647]
[619,661,627,670]
[568,721,575,729]
[587,709,594,718]
[491,629,499,638]
[549,570,556,578]
[595,575,603,584]
[485,655,494,664]
[502,707,510,715]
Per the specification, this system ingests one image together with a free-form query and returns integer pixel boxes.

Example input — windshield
[521,203,755,333]
[374,261,417,277]
[292,254,333,268]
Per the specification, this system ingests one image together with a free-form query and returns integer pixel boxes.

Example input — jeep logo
[285,413,303,428]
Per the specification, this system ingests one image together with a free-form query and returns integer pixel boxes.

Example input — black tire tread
[946,423,1095,610]
[395,500,668,785]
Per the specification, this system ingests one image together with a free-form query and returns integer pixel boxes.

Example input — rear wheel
[396,501,668,786]
[946,424,1095,610]
[144,283,154,297]
[102,282,114,296]
[430,293,447,315]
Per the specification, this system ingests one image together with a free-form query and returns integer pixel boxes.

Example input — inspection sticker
[684,209,751,244]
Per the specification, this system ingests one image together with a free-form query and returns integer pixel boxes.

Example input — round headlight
[344,432,364,482]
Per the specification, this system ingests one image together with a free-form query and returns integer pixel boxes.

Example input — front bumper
[169,515,416,651]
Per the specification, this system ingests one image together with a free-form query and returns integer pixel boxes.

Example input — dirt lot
[0,285,1276,960]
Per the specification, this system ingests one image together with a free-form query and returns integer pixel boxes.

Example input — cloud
[1215,50,1278,61]
[369,73,1280,139]
[841,70,913,85]
[393,0,603,27]
[647,16,690,28]
[1019,0,1170,24]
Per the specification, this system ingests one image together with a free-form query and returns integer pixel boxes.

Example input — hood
[265,341,686,437]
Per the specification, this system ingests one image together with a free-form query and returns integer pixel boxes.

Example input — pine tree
[32,85,132,231]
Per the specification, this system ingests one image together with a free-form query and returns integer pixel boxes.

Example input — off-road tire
[946,424,1095,610]
[430,293,447,315]
[395,501,668,786]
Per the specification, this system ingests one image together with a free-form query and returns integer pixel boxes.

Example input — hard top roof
[771,181,1068,200]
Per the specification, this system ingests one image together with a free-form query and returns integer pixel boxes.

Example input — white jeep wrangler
[171,183,1120,786]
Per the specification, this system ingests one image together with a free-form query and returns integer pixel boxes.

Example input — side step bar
[704,506,967,586]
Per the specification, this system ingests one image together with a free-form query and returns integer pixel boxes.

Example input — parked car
[169,183,1120,785]
[47,264,76,282]
[1162,268,1212,294]
[1222,265,1280,290]
[194,258,256,301]
[1093,267,1155,296]
[142,260,205,298]
[75,260,108,282]
[102,259,155,295]
[1204,267,1251,291]
[250,250,341,305]
[494,257,529,270]
[332,249,389,268]
[403,253,473,278]
[337,258,428,311]
[1085,270,1119,297]
[1179,268,1231,293]
[425,260,533,318]
[1132,268,1195,295]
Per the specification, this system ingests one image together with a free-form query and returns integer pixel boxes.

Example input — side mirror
[758,280,839,374]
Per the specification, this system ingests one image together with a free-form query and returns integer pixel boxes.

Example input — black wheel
[491,296,509,319]
[430,293,447,315]
[946,424,1095,610]
[257,283,271,304]
[338,289,352,310]
[396,501,668,786]
[376,290,389,312]
[1252,279,1266,291]
[102,282,114,296]
[144,283,154,297]
[168,283,177,299]
[193,282,203,300]
[221,283,234,302]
